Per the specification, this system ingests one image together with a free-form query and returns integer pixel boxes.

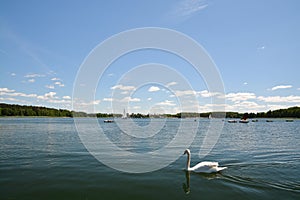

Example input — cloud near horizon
[156,100,176,106]
[111,84,136,91]
[148,86,160,92]
[1,87,300,113]
[24,73,46,78]
[270,85,292,91]
[258,95,300,103]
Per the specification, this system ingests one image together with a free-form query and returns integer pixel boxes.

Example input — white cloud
[47,99,71,104]
[174,89,216,98]
[0,89,37,98]
[147,97,152,101]
[230,101,266,113]
[51,77,60,81]
[131,106,141,110]
[20,93,37,98]
[270,85,292,91]
[63,96,71,99]
[28,79,35,83]
[0,88,15,93]
[226,92,256,102]
[37,92,56,100]
[198,90,220,98]
[111,84,135,91]
[54,81,65,87]
[174,90,197,96]
[0,97,28,103]
[25,73,45,78]
[266,104,292,111]
[166,82,177,87]
[257,95,300,103]
[121,97,140,102]
[45,85,55,89]
[156,100,176,106]
[0,87,72,107]
[11,73,16,76]
[148,86,160,92]
[92,100,101,105]
[121,91,129,95]
[103,98,113,102]
[47,70,56,75]
[45,92,56,98]
[174,0,208,17]
[72,99,101,107]
[103,96,141,103]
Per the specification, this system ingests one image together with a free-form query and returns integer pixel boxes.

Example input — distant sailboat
[122,109,127,119]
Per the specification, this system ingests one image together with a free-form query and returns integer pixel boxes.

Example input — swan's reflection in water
[182,170,222,194]
[182,171,191,194]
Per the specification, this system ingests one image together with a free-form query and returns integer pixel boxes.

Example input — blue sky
[1,0,300,114]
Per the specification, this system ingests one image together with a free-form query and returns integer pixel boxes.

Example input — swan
[183,149,227,173]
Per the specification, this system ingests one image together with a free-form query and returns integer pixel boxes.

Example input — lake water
[0,118,299,199]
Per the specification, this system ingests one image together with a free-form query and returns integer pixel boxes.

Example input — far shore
[0,116,299,120]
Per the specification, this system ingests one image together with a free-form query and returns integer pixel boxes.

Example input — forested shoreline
[0,103,299,118]
[0,103,73,117]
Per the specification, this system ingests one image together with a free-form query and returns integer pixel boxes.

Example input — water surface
[0,118,299,199]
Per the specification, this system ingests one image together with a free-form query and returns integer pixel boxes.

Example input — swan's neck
[186,153,191,170]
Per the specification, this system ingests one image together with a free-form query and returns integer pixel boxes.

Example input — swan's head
[183,149,190,155]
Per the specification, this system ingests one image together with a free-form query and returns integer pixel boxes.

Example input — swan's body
[183,149,227,173]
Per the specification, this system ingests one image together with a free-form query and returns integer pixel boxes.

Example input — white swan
[183,149,227,173]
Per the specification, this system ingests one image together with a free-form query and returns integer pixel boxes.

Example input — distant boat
[266,120,273,122]
[286,119,294,122]
[208,114,212,119]
[228,120,237,123]
[239,119,249,123]
[239,114,249,123]
[252,119,258,122]
[104,119,114,123]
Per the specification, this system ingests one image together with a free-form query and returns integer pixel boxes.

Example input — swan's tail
[216,166,227,172]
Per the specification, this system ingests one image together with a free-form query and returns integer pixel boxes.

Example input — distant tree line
[129,113,149,118]
[254,106,300,118]
[0,103,72,117]
[221,106,300,118]
[173,107,300,118]
[0,103,118,118]
[1,103,299,118]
